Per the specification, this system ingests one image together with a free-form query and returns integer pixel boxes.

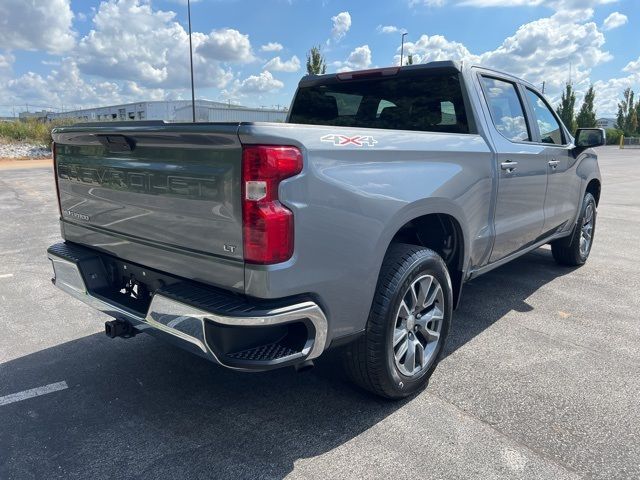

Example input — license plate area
[89,254,181,316]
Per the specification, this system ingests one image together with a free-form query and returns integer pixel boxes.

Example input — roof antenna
[400,32,408,66]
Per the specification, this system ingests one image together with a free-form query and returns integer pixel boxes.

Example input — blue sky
[0,0,638,117]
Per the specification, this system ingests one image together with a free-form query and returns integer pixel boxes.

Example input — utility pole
[187,0,196,123]
[400,32,408,67]
[569,61,572,86]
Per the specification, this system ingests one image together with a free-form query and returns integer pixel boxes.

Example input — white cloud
[400,12,611,96]
[409,0,447,6]
[4,58,167,112]
[549,0,618,9]
[377,25,402,34]
[264,55,301,72]
[395,34,474,65]
[331,12,352,42]
[479,13,611,90]
[75,1,238,90]
[623,56,640,73]
[457,0,544,6]
[603,11,627,30]
[238,71,284,94]
[0,0,75,54]
[0,53,14,74]
[335,45,372,72]
[198,28,255,63]
[592,71,640,116]
[414,0,617,10]
[260,42,284,52]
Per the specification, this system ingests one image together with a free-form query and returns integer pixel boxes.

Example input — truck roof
[299,60,538,92]
[298,60,462,87]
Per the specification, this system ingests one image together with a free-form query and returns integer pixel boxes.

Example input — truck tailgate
[52,123,245,291]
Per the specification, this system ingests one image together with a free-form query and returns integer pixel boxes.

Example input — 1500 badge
[64,209,90,221]
[321,134,378,147]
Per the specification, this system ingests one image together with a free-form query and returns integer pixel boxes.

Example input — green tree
[306,46,327,75]
[630,109,639,136]
[625,90,636,134]
[616,88,629,131]
[623,89,636,135]
[406,54,414,66]
[616,88,635,135]
[575,85,597,128]
[556,83,577,133]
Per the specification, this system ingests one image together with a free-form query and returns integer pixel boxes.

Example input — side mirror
[575,128,606,148]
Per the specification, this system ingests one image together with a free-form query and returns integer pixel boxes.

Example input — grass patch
[0,119,75,145]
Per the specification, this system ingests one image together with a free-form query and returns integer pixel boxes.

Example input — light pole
[400,32,408,67]
[187,0,196,123]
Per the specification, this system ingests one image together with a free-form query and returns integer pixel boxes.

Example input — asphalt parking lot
[1,146,639,479]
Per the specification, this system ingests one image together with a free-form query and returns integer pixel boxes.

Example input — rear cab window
[288,71,470,134]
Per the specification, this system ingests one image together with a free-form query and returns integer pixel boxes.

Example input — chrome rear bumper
[48,242,328,370]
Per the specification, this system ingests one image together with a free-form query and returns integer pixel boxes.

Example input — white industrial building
[596,118,617,129]
[45,100,287,123]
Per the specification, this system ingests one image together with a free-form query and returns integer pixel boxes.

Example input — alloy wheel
[580,201,595,257]
[393,274,444,377]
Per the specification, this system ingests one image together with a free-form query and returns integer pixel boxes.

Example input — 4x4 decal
[321,134,378,147]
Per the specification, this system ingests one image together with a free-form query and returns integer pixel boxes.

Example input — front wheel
[551,192,597,266]
[343,244,453,399]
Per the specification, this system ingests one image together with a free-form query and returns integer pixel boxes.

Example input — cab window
[480,76,530,142]
[525,89,565,145]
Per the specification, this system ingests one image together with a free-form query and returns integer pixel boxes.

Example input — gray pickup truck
[48,61,604,399]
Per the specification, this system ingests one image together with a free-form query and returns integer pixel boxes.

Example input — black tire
[343,243,453,399]
[551,192,597,266]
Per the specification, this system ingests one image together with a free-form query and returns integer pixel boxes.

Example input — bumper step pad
[227,343,299,362]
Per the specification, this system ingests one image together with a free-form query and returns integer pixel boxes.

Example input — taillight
[242,145,303,264]
[52,142,62,217]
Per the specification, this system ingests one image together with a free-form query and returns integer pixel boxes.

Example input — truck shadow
[0,246,575,480]
[443,245,577,358]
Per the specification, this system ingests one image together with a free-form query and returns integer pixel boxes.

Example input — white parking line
[0,381,69,407]
[0,273,14,279]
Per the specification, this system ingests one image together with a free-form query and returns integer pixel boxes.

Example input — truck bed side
[238,122,494,340]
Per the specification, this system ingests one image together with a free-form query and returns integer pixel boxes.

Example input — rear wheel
[551,192,597,266]
[343,244,452,399]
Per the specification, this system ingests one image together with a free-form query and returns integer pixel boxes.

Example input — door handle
[548,159,560,169]
[500,161,518,173]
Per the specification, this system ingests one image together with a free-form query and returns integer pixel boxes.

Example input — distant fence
[620,137,640,149]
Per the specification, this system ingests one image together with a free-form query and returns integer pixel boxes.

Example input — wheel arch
[376,201,469,309]
[585,178,601,206]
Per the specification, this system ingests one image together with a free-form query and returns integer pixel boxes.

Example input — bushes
[0,119,74,145]
[605,128,624,145]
